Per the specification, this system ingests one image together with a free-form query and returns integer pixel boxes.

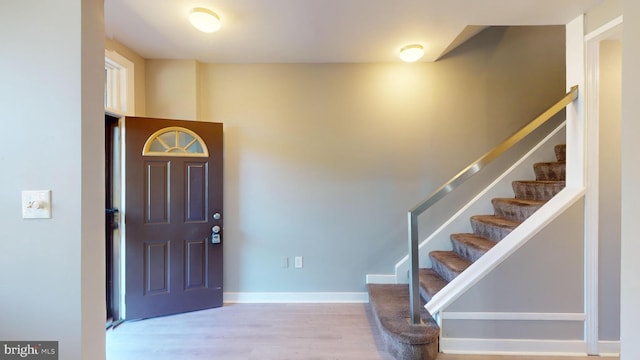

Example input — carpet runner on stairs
[367,144,566,360]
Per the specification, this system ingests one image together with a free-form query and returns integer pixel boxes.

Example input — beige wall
[586,0,623,33]
[621,1,640,358]
[599,39,622,341]
[105,37,146,116]
[145,59,199,120]
[144,26,565,293]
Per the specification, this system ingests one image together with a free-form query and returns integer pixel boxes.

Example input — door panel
[145,161,170,224]
[185,239,207,289]
[145,241,170,295]
[125,117,223,320]
[185,162,208,222]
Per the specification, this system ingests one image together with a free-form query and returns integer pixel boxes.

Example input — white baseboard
[441,338,620,356]
[441,311,585,321]
[223,292,369,303]
[365,274,396,284]
[440,337,587,356]
[598,340,621,356]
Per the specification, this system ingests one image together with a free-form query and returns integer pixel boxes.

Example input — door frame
[583,15,623,355]
[105,111,126,325]
[104,49,135,324]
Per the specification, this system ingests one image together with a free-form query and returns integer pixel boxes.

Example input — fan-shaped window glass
[142,127,209,157]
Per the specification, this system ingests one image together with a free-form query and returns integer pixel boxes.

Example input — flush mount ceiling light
[189,7,221,33]
[399,44,424,63]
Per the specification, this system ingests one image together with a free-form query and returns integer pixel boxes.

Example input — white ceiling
[104,0,603,63]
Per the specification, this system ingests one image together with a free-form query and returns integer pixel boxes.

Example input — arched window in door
[142,127,209,157]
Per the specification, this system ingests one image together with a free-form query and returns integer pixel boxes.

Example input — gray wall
[145,26,566,294]
[440,11,625,345]
[444,200,585,339]
[621,1,640,358]
[0,1,636,359]
[0,0,105,359]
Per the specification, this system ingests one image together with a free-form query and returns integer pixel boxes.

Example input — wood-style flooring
[106,303,618,360]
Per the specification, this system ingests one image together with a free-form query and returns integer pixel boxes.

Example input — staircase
[367,144,566,360]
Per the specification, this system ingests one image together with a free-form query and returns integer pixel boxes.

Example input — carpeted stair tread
[491,198,546,222]
[470,215,519,242]
[429,251,472,282]
[512,180,565,201]
[367,284,439,360]
[533,161,566,181]
[450,233,496,262]
[418,268,448,302]
[368,143,568,358]
[555,144,566,161]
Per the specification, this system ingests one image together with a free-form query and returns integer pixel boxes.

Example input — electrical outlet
[281,256,289,268]
[294,256,303,269]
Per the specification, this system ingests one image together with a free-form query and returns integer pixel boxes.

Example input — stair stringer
[394,123,567,283]
[426,186,585,316]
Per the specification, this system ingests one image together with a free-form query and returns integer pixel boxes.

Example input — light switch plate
[22,190,52,219]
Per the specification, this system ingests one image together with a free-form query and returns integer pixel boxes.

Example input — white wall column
[0,0,105,359]
[620,1,640,359]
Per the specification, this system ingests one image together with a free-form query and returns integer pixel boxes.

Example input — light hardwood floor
[106,303,618,360]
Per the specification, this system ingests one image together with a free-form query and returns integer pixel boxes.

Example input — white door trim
[105,49,135,116]
[583,14,623,356]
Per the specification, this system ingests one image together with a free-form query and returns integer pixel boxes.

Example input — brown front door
[124,117,223,320]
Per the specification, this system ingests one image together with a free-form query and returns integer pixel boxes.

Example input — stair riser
[492,202,542,222]
[555,144,566,162]
[451,240,487,263]
[430,256,462,283]
[534,162,566,181]
[415,144,565,311]
[419,287,435,303]
[418,269,448,303]
[470,220,513,242]
[513,182,564,201]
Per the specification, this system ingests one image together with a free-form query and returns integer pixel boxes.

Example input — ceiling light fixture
[189,7,221,33]
[399,44,424,63]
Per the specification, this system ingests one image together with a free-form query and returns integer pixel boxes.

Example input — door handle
[211,225,222,244]
[106,208,119,230]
